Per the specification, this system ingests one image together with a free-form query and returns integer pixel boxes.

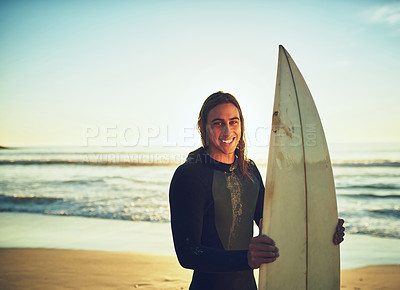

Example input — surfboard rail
[258,45,340,290]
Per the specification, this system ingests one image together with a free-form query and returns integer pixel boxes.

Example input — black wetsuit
[169,147,264,290]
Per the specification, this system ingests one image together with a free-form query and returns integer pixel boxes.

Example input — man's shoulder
[245,158,263,182]
[173,147,208,178]
[170,149,213,197]
[247,158,256,168]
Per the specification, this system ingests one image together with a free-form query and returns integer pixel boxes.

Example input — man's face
[205,103,241,163]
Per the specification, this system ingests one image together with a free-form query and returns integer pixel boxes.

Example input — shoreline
[2,212,400,270]
[1,212,400,288]
[0,248,399,289]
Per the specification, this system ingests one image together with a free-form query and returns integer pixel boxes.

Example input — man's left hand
[333,218,345,245]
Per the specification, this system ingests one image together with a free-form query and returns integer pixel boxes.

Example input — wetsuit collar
[186,147,238,173]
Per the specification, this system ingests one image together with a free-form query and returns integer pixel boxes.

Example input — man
[169,91,344,290]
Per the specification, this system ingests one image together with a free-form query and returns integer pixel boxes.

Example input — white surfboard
[258,45,340,290]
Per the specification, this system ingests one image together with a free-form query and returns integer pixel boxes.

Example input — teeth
[221,139,233,144]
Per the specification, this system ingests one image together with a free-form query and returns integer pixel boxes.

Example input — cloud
[368,3,400,26]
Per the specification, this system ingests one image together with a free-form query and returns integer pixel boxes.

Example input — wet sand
[0,248,399,290]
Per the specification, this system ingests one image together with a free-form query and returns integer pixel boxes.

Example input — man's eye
[213,122,223,126]
[230,120,238,125]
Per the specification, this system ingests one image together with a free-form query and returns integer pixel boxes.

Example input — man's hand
[248,219,279,269]
[248,235,279,269]
[333,218,345,245]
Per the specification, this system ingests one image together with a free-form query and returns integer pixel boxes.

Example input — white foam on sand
[1,212,399,269]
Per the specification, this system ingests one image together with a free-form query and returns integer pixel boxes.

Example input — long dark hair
[197,91,250,177]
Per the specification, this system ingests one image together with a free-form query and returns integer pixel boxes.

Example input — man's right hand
[247,235,279,269]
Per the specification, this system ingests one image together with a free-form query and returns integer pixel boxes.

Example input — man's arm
[169,167,251,272]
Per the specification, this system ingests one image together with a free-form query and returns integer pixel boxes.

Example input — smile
[221,138,235,144]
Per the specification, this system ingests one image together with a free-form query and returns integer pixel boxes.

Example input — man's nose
[222,124,231,135]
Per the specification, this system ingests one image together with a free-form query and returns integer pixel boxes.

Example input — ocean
[0,143,399,240]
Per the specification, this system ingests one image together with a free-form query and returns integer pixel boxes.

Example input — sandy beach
[0,248,399,290]
[0,248,192,290]
[1,213,400,289]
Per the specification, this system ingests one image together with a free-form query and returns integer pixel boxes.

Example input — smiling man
[169,91,343,290]
[205,102,241,164]
[169,91,278,290]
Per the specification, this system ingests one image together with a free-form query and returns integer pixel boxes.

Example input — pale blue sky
[1,0,399,147]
